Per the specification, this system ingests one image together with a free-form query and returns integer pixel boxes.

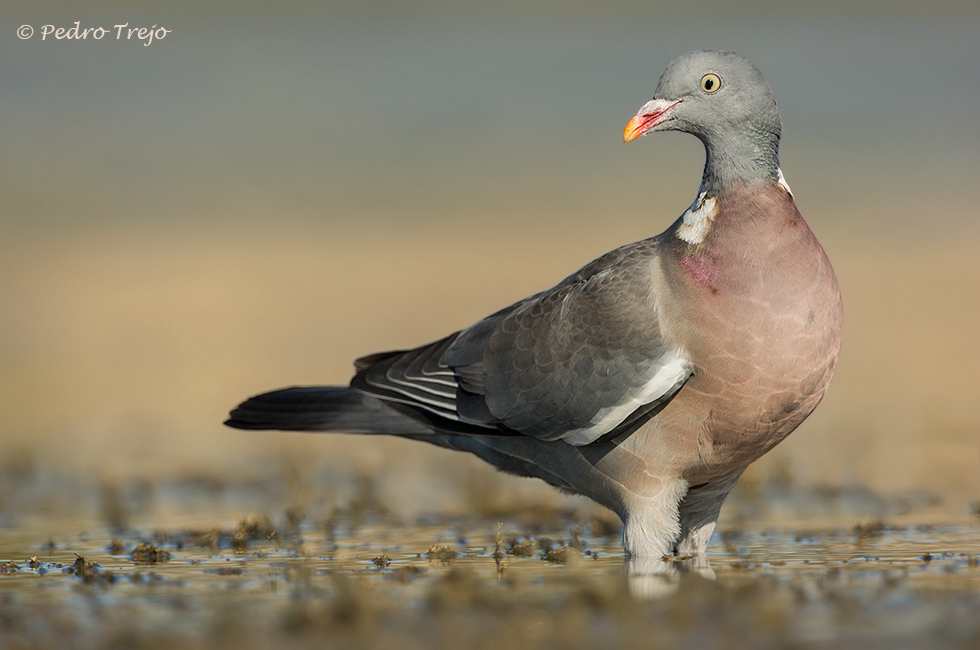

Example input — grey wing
[446,241,691,445]
[351,240,693,446]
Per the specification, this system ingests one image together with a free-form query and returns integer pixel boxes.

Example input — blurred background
[1,0,978,528]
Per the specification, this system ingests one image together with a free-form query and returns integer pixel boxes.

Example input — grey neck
[698,121,781,196]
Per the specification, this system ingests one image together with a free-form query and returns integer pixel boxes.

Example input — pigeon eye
[700,73,721,94]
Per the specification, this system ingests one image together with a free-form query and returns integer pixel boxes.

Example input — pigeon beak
[623,99,681,143]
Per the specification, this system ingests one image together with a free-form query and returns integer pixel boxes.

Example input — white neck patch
[777,168,793,196]
[675,191,718,245]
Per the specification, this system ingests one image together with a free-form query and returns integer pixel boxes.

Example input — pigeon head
[624,51,783,193]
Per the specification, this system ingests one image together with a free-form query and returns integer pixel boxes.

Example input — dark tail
[225,386,434,435]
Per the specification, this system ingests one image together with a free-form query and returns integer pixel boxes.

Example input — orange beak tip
[623,118,644,144]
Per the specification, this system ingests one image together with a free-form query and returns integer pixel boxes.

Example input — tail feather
[225,386,433,435]
[225,386,621,512]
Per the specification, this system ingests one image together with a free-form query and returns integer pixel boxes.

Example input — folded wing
[352,240,692,446]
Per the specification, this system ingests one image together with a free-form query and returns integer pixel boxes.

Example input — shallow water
[2,499,978,650]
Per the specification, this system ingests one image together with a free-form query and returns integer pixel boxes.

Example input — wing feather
[350,239,693,445]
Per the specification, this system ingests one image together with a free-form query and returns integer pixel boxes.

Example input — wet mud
[1,470,978,650]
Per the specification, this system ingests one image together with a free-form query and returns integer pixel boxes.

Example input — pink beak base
[623,99,680,143]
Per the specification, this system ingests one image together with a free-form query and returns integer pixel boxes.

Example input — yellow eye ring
[700,73,721,94]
